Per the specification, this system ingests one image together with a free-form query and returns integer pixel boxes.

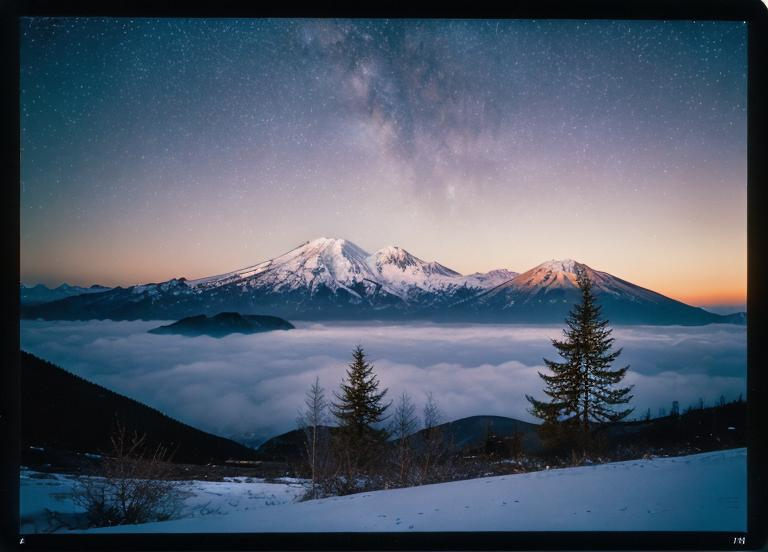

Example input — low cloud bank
[20,321,746,443]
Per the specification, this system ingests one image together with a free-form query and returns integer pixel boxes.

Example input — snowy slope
[20,470,307,534]
[189,238,379,296]
[485,259,662,303]
[462,269,519,289]
[508,259,663,302]
[184,238,516,309]
[468,259,725,324]
[367,246,473,300]
[71,448,745,533]
[187,239,516,301]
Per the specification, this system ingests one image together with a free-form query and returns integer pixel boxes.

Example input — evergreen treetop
[526,265,634,451]
[331,345,390,437]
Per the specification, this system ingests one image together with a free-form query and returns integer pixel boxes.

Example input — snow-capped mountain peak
[187,238,372,290]
[510,258,604,290]
[365,246,465,298]
[478,257,671,312]
[515,259,644,296]
[304,237,369,259]
[368,247,461,277]
[292,238,372,282]
[369,246,420,269]
[538,258,577,271]
[462,269,519,288]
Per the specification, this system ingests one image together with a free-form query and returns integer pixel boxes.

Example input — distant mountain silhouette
[21,351,259,464]
[254,415,542,462]
[253,403,746,463]
[148,312,294,337]
[410,415,542,454]
[255,427,333,463]
[20,283,111,305]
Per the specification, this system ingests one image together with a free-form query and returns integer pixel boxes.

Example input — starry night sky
[20,18,747,307]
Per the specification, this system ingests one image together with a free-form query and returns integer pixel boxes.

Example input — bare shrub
[389,391,418,487]
[297,376,332,500]
[417,392,451,484]
[72,423,186,527]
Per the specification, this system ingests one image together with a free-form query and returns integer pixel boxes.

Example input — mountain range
[20,237,744,325]
[20,283,111,305]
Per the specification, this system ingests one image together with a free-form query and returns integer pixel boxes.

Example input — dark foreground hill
[148,312,294,337]
[21,351,259,465]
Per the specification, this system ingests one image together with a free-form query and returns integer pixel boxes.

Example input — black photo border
[2,1,766,550]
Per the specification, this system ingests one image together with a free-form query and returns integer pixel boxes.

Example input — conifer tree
[671,400,680,417]
[331,346,390,477]
[526,266,633,453]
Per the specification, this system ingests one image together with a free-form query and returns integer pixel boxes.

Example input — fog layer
[20,321,746,444]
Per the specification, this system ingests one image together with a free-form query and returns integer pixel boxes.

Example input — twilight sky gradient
[20,18,747,307]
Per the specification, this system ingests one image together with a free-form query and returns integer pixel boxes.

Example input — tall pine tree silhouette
[331,346,390,478]
[526,265,633,454]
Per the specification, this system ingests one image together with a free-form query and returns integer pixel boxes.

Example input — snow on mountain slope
[187,239,507,304]
[76,448,746,533]
[482,259,677,305]
[461,258,725,324]
[462,269,519,289]
[366,246,470,299]
[21,240,737,324]
[239,238,378,296]
[188,238,378,295]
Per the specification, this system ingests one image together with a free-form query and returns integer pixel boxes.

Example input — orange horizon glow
[20,254,747,310]
[665,292,746,308]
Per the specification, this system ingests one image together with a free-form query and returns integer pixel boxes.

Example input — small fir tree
[526,266,634,454]
[331,346,390,478]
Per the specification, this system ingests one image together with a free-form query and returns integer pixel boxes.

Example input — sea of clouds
[20,320,746,445]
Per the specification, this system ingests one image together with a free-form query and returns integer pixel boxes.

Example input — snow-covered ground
[20,471,307,534]
[20,448,746,533]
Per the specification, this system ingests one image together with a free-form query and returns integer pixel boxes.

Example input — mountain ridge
[20,283,112,305]
[20,237,744,325]
[20,351,259,464]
